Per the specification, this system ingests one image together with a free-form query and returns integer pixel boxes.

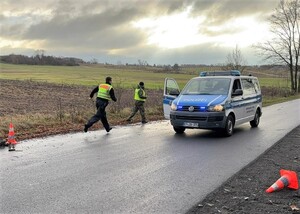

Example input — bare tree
[34,49,45,59]
[255,0,300,93]
[173,63,180,71]
[223,45,247,73]
[138,59,148,67]
[90,58,98,64]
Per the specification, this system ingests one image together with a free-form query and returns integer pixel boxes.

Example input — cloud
[0,0,281,65]
[20,6,149,53]
[191,0,279,24]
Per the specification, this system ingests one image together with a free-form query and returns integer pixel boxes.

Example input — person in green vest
[126,82,147,124]
[84,76,117,133]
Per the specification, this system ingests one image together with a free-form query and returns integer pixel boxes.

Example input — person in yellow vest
[84,77,117,133]
[126,82,147,124]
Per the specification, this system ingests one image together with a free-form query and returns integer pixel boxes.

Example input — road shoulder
[187,125,300,214]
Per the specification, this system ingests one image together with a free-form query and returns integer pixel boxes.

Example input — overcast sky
[1,0,280,65]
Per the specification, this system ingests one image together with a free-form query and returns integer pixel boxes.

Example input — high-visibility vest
[134,88,146,101]
[97,83,112,100]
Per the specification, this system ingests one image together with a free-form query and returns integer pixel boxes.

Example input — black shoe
[107,127,112,132]
[8,145,15,151]
[142,121,148,124]
[84,125,88,132]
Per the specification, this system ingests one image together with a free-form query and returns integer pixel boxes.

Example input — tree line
[0,54,85,66]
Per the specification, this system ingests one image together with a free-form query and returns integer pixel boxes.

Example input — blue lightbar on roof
[200,70,241,76]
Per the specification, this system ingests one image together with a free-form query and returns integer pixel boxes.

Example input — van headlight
[207,105,224,112]
[171,103,177,111]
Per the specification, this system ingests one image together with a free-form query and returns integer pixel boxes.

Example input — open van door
[163,78,180,119]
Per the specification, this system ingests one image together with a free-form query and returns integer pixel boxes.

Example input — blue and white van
[163,70,262,136]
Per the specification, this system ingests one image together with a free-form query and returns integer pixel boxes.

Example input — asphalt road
[1,99,300,214]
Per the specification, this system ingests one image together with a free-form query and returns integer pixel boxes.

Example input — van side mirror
[169,89,180,96]
[232,89,243,96]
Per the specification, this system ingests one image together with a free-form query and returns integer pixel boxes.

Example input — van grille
[180,106,205,112]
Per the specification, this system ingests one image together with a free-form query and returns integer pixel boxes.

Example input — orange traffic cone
[266,169,299,193]
[7,122,17,151]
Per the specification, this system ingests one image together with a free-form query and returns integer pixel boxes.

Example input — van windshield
[182,78,231,95]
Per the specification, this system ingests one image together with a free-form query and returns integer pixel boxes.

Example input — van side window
[232,79,242,93]
[166,79,180,95]
[241,79,257,96]
[252,79,261,93]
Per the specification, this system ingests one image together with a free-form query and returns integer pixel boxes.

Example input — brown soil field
[0,79,164,140]
[0,79,92,115]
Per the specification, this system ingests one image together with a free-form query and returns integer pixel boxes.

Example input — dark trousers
[128,101,146,122]
[86,98,110,131]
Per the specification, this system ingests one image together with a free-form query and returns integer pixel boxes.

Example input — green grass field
[0,63,290,89]
[0,63,196,89]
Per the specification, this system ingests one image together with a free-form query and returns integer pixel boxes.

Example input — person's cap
[106,76,112,82]
[139,82,144,86]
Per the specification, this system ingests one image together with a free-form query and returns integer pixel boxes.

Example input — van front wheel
[250,110,260,127]
[173,126,186,134]
[224,115,234,137]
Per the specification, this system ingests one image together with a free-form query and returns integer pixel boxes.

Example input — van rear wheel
[250,110,260,127]
[224,115,234,137]
[173,126,186,134]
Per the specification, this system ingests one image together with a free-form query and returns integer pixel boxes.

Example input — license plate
[183,122,198,127]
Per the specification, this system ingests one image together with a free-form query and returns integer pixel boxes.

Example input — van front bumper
[170,111,226,129]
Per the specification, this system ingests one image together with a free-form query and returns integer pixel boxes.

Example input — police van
[163,70,262,136]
